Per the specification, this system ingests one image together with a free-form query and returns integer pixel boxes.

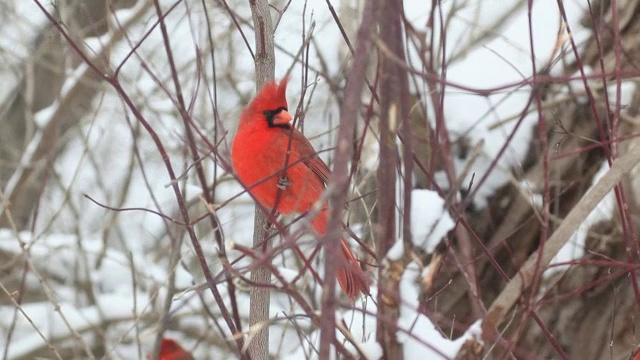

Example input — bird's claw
[277,175,291,190]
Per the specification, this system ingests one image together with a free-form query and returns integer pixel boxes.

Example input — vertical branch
[318,0,379,358]
[251,0,276,84]
[248,1,275,359]
[376,0,410,359]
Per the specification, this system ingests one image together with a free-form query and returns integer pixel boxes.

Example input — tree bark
[375,0,411,359]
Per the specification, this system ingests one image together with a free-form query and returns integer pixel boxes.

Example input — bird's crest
[247,77,288,114]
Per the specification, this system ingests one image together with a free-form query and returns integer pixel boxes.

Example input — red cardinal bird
[151,338,194,360]
[231,78,370,301]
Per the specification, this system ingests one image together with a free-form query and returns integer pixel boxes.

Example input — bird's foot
[277,175,291,190]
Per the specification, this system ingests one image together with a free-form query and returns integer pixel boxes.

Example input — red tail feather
[313,211,370,300]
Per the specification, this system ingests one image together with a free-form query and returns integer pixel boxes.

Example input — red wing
[289,128,332,186]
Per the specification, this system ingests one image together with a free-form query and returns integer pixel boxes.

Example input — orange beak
[273,110,292,126]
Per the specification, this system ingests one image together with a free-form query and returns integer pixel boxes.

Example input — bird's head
[243,78,292,128]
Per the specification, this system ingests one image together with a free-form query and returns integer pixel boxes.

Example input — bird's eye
[263,107,287,118]
[263,107,289,128]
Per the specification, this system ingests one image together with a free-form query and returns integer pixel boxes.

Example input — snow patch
[411,190,455,253]
[398,262,482,359]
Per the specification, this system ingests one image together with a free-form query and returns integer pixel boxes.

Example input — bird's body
[231,78,369,301]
